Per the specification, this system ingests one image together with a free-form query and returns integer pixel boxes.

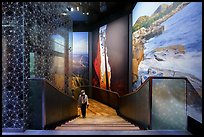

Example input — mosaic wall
[2,2,73,129]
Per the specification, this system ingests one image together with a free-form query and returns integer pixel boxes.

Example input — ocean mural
[132,2,202,98]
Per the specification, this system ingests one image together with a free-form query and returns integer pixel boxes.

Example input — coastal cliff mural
[132,2,202,98]
[92,16,129,96]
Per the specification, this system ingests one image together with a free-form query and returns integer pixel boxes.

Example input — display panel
[72,32,89,88]
[51,34,65,53]
[132,2,202,98]
[50,56,65,91]
[30,53,35,78]
[92,16,129,96]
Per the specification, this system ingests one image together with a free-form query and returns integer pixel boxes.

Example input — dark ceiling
[65,2,137,31]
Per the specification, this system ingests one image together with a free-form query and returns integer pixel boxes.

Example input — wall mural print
[72,32,89,88]
[100,25,112,90]
[93,25,112,90]
[132,2,202,98]
[93,16,129,96]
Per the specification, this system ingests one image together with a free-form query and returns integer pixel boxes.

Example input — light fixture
[77,6,79,11]
[61,12,67,16]
[86,12,89,15]
[71,7,74,11]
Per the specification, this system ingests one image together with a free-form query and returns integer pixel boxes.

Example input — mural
[72,32,89,88]
[93,25,111,90]
[132,2,202,98]
[92,16,129,96]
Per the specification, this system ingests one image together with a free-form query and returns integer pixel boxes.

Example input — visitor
[78,90,89,118]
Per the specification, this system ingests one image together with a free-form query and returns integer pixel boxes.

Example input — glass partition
[186,80,202,123]
[152,79,187,130]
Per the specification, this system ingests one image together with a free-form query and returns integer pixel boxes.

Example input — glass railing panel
[186,80,202,123]
[152,78,187,130]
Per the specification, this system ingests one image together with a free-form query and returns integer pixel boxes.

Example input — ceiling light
[77,7,79,11]
[61,12,67,16]
[86,12,89,15]
[71,7,74,11]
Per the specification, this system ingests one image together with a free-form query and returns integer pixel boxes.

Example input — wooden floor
[55,99,139,130]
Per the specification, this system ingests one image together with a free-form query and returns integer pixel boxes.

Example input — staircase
[55,99,139,130]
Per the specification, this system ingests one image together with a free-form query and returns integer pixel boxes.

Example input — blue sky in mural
[132,2,173,25]
[73,32,88,55]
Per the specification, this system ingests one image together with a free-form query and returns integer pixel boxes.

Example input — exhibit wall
[92,15,129,96]
[132,2,202,98]
[72,32,89,88]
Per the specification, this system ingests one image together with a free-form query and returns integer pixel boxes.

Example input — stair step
[65,122,131,125]
[66,121,130,124]
[55,126,140,130]
[61,124,135,127]
[64,123,133,125]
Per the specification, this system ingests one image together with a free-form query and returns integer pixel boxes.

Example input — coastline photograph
[132,2,202,122]
[132,2,202,95]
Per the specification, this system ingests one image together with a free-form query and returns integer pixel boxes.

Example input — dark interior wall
[92,15,129,96]
[92,28,100,87]
[106,15,129,96]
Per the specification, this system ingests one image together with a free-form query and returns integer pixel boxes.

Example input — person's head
[81,90,85,96]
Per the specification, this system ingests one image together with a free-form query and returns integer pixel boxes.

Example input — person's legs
[81,103,87,118]
[84,104,87,117]
[81,104,86,118]
[80,106,84,117]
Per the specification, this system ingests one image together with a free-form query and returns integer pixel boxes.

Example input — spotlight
[61,12,67,16]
